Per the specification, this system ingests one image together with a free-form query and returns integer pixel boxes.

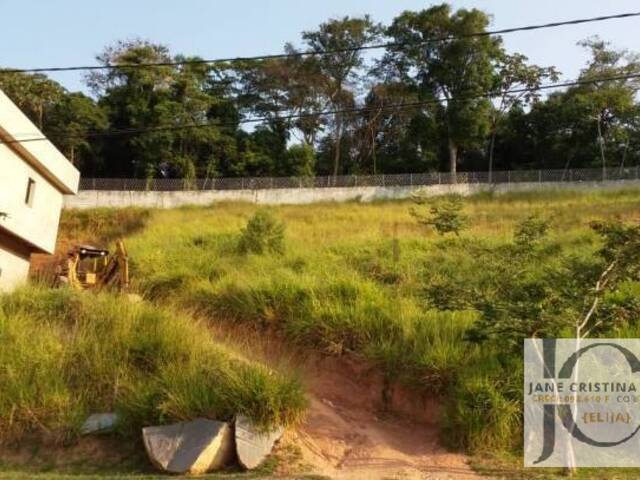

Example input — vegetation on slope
[0,286,306,444]
[57,189,640,456]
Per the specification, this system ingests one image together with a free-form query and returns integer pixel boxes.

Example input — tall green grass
[0,287,306,443]
[58,208,151,245]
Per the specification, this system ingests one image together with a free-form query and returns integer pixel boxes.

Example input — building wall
[0,90,79,195]
[0,232,31,292]
[0,142,65,254]
[64,179,640,209]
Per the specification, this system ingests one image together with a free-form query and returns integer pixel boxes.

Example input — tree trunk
[333,113,342,179]
[488,129,496,184]
[597,115,606,181]
[620,139,629,173]
[371,128,377,175]
[448,138,458,183]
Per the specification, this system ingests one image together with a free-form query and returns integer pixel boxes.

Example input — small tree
[469,219,640,346]
[575,221,640,338]
[410,193,468,236]
[238,210,286,255]
[514,214,550,248]
[488,53,558,180]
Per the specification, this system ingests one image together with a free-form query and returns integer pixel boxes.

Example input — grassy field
[8,187,640,477]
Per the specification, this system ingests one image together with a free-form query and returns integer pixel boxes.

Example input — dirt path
[277,355,481,480]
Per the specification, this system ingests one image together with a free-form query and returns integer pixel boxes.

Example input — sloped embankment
[0,287,306,446]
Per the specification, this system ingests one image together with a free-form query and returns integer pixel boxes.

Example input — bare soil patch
[275,354,481,480]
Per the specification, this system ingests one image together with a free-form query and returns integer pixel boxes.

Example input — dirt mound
[278,354,480,479]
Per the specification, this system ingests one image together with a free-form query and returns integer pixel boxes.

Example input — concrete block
[235,415,284,470]
[80,412,119,434]
[143,418,234,474]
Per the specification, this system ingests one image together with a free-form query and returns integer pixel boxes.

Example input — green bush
[513,214,550,247]
[410,193,468,236]
[238,210,286,255]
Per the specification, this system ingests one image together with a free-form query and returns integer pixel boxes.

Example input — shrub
[238,210,286,254]
[513,214,550,247]
[410,193,468,236]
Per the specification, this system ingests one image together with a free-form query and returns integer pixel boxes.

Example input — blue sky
[1,0,639,93]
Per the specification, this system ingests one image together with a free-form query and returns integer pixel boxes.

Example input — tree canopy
[2,4,640,180]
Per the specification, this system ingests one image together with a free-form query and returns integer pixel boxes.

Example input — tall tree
[352,81,441,174]
[0,72,106,171]
[385,4,502,177]
[487,53,558,180]
[283,49,327,147]
[88,40,238,179]
[500,38,640,174]
[47,92,108,170]
[302,16,380,177]
[0,71,64,130]
[572,37,640,177]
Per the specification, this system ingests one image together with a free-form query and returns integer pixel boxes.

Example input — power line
[1,12,639,75]
[3,71,639,147]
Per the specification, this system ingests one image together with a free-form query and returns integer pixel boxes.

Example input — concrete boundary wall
[63,179,640,209]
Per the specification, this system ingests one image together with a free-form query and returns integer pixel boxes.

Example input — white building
[0,89,79,291]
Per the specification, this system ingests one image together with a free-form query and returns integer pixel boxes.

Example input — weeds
[59,208,150,245]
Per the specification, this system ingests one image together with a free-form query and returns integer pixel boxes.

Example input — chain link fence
[79,167,640,191]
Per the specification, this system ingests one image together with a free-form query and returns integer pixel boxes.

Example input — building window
[25,178,36,207]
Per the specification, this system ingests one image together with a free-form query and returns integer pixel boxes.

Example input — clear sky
[1,0,639,93]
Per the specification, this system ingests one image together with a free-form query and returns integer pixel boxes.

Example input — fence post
[507,171,511,183]
[241,178,245,190]
[354,175,358,187]
[438,172,441,184]
[538,170,542,183]
[381,174,385,187]
[410,173,413,186]
[271,177,274,189]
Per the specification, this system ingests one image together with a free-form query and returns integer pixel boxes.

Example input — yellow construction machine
[58,240,130,291]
